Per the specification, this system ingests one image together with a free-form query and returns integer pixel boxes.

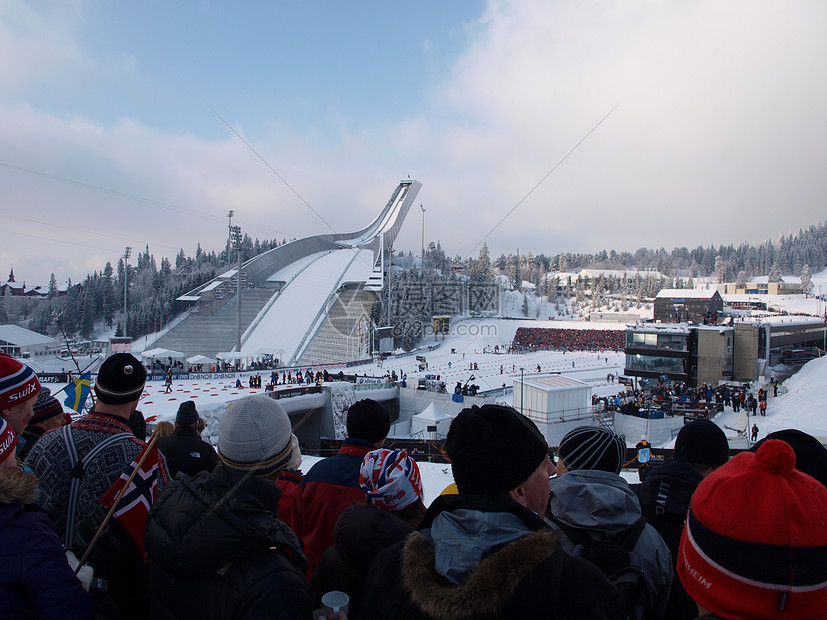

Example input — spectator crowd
[2,350,826,620]
[511,327,625,353]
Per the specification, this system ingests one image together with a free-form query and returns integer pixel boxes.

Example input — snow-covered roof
[656,289,718,299]
[627,323,692,334]
[517,374,590,391]
[0,325,57,346]
[749,276,801,285]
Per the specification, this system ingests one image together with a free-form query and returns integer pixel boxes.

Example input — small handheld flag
[64,372,92,414]
[98,440,160,558]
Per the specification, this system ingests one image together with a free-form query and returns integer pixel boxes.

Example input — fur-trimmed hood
[0,467,39,506]
[402,528,560,619]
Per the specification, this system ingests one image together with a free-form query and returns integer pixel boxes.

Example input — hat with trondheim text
[0,353,41,410]
[94,353,146,405]
[678,439,827,619]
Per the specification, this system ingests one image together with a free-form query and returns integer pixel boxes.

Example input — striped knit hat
[558,426,625,474]
[0,353,41,410]
[29,387,65,425]
[218,395,295,477]
[0,418,17,465]
[360,449,423,511]
[679,439,827,619]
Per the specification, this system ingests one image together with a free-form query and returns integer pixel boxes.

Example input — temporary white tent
[410,402,453,438]
[186,354,215,366]
[142,348,186,360]
[512,374,593,444]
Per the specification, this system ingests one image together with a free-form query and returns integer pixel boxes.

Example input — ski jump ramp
[175,180,421,365]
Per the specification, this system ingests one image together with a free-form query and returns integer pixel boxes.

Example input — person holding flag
[25,352,169,620]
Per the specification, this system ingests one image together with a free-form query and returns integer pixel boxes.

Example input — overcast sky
[2,0,827,286]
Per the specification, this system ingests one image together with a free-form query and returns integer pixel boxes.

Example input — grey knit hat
[558,426,625,474]
[218,395,294,477]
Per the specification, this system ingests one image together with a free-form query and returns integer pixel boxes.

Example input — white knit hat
[218,395,294,476]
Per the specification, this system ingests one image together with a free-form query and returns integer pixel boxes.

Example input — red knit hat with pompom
[679,439,827,619]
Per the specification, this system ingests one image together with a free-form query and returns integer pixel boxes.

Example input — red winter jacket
[292,439,376,578]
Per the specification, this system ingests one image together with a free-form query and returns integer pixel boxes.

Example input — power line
[0,160,297,240]
[464,103,620,260]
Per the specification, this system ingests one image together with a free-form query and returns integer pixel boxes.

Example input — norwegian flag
[99,441,160,558]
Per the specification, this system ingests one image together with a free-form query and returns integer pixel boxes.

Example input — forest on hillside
[3,222,826,345]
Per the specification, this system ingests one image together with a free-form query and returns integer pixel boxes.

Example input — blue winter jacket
[0,468,93,619]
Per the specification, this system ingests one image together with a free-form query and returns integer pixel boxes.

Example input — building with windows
[718,276,804,296]
[624,323,734,386]
[654,289,723,324]
[0,325,58,358]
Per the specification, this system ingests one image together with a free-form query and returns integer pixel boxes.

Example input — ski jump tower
[157,180,422,365]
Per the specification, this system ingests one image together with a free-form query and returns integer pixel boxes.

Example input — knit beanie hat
[674,419,730,466]
[0,418,17,465]
[445,404,549,496]
[175,400,199,426]
[346,399,390,444]
[29,387,65,425]
[360,449,423,511]
[218,395,294,477]
[95,353,146,405]
[752,429,827,488]
[0,353,41,410]
[678,439,827,619]
[558,426,625,474]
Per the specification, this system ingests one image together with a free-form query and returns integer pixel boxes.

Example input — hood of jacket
[548,469,642,534]
[146,464,305,576]
[401,496,561,619]
[635,459,703,521]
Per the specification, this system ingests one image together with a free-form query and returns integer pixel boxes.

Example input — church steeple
[8,266,14,283]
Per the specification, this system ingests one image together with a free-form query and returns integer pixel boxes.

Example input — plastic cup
[321,590,349,618]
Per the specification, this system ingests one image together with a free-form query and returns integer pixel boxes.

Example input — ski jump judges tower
[153,180,422,366]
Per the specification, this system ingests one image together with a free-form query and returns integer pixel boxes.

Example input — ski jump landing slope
[177,180,421,363]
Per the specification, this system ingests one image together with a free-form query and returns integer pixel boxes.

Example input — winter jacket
[24,412,167,620]
[156,426,218,478]
[276,469,303,532]
[145,464,311,620]
[548,469,673,619]
[631,459,705,620]
[0,468,93,620]
[293,438,375,576]
[361,494,622,620]
[310,502,414,618]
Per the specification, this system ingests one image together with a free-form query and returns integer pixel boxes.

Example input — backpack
[549,515,652,620]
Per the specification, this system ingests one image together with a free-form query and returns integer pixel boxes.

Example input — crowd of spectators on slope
[510,327,625,353]
[3,348,827,620]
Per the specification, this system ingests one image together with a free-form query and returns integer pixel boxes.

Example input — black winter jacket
[145,465,311,620]
[631,460,704,620]
[361,495,622,620]
[156,426,218,479]
[310,502,414,618]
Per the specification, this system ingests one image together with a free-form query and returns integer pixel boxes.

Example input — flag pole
[75,434,159,574]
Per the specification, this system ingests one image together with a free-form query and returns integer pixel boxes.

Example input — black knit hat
[176,400,199,426]
[446,404,549,496]
[674,419,729,466]
[558,426,625,475]
[94,353,146,405]
[752,429,827,488]
[346,399,390,444]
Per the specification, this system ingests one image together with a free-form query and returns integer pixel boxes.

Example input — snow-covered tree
[801,264,813,294]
